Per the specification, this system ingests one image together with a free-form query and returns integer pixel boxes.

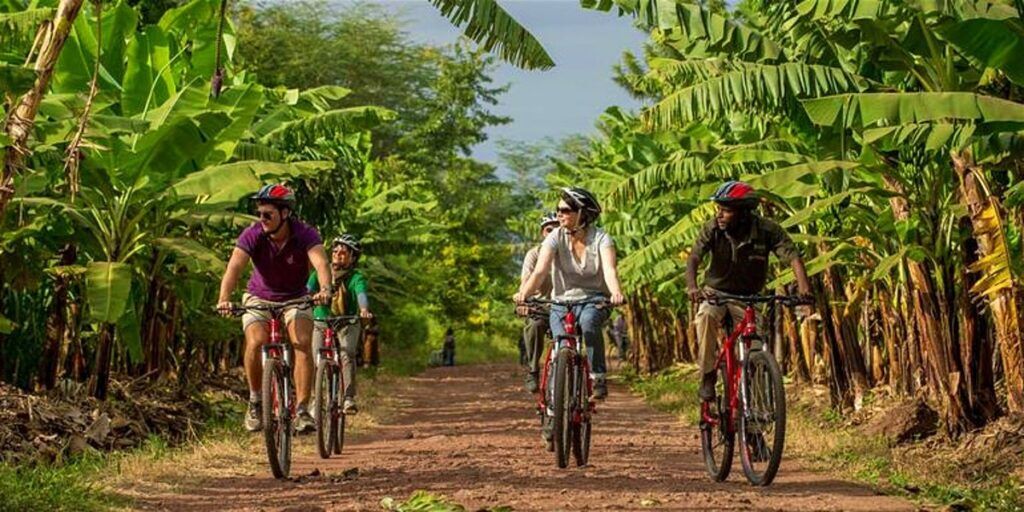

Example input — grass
[380,490,512,512]
[0,455,122,512]
[622,363,1024,512]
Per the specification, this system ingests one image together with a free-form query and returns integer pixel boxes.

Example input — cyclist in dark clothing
[685,181,813,402]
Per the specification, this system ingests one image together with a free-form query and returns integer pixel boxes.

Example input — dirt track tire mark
[131,363,917,511]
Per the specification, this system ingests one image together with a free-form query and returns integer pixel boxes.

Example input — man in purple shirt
[217,184,332,433]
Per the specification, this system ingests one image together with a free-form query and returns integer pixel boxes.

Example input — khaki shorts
[240,293,313,332]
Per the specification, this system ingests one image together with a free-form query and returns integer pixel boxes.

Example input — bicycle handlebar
[525,297,618,308]
[215,296,314,317]
[316,315,361,327]
[702,292,812,307]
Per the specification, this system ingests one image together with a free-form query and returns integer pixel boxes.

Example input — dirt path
[128,363,919,511]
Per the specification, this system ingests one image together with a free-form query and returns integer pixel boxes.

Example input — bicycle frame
[537,307,594,417]
[260,314,296,418]
[700,301,759,432]
[317,316,358,367]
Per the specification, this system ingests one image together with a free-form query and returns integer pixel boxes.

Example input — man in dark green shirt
[685,181,812,401]
[307,234,372,415]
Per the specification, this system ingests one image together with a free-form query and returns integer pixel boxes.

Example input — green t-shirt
[306,269,368,319]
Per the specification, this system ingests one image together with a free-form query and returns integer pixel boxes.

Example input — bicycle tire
[700,362,734,481]
[552,347,572,468]
[314,361,332,459]
[262,359,292,478]
[333,355,347,455]
[739,349,786,486]
[571,359,591,467]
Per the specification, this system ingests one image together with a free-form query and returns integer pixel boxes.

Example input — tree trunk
[1,0,86,215]
[38,244,77,390]
[88,323,116,400]
[952,150,1024,415]
[882,173,976,435]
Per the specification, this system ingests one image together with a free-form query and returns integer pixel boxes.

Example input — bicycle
[528,297,612,469]
[221,297,312,479]
[313,314,360,459]
[698,292,809,486]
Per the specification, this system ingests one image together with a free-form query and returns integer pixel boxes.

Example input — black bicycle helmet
[560,187,602,227]
[332,234,362,262]
[539,212,559,229]
[252,184,296,209]
[710,180,759,210]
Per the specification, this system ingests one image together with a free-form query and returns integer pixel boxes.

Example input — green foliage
[428,0,554,70]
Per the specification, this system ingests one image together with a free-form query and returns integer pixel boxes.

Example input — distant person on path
[442,327,456,366]
[307,234,373,415]
[517,212,559,393]
[514,187,626,401]
[686,181,812,402]
[216,184,332,434]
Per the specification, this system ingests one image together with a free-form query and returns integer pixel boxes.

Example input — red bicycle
[222,297,312,479]
[699,292,809,486]
[313,314,359,459]
[529,297,611,468]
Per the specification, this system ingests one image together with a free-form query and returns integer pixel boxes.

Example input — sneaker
[699,372,717,402]
[295,409,315,434]
[593,376,608,400]
[342,397,358,415]
[525,372,539,394]
[244,401,262,432]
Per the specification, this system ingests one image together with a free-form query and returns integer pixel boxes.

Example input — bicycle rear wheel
[552,348,572,468]
[700,363,734,481]
[739,349,786,486]
[571,360,591,467]
[314,361,332,459]
[262,359,292,478]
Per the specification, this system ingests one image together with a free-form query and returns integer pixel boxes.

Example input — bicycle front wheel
[333,355,348,455]
[739,349,786,486]
[700,363,734,481]
[262,359,292,478]
[314,361,332,459]
[571,360,591,467]
[552,348,572,469]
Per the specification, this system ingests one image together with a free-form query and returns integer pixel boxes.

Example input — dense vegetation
[557,0,1024,437]
[0,0,533,400]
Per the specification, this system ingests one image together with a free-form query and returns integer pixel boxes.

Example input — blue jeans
[549,303,609,376]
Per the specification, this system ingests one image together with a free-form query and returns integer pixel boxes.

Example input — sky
[334,0,649,172]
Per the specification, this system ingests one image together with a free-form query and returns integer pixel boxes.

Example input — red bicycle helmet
[253,184,295,209]
[710,181,758,210]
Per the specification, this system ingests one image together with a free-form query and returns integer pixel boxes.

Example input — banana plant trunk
[88,322,116,400]
[882,174,976,435]
[952,150,1024,414]
[38,244,77,390]
[0,0,85,216]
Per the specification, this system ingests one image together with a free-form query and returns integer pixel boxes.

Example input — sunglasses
[257,210,277,220]
[557,206,578,214]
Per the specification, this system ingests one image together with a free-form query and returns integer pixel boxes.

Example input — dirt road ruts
[131,363,917,511]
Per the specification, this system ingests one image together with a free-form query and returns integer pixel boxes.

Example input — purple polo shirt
[236,219,323,301]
